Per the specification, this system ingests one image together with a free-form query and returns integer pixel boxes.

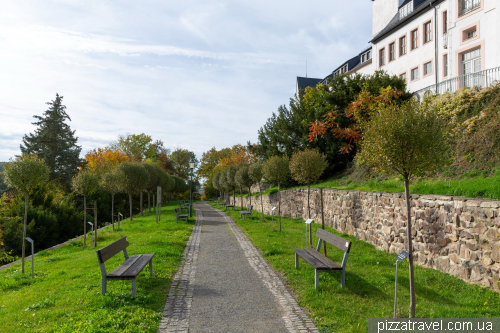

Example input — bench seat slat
[122,254,154,277]
[304,248,342,270]
[107,255,142,277]
[293,249,331,270]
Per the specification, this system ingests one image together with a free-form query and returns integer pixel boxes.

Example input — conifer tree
[21,94,83,190]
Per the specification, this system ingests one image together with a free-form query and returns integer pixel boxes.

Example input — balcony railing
[443,33,448,49]
[413,66,500,99]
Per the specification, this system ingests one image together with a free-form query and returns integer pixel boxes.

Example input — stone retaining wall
[233,188,500,292]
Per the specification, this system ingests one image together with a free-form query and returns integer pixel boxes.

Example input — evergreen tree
[21,94,83,190]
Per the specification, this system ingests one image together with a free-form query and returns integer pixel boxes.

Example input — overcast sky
[0,0,373,162]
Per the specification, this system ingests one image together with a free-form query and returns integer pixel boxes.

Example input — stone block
[460,230,474,239]
[470,265,482,281]
[485,228,500,241]
[436,257,450,272]
[458,266,471,280]
[492,245,500,263]
[437,238,448,247]
[483,256,493,266]
[466,240,479,251]
[449,253,460,264]
[472,223,488,234]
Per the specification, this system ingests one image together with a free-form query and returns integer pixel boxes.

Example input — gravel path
[158,203,318,333]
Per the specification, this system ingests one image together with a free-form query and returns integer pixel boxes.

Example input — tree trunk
[140,192,143,216]
[320,188,326,256]
[259,183,263,222]
[129,194,133,221]
[94,201,97,248]
[22,194,28,274]
[405,178,416,318]
[111,194,115,231]
[240,187,243,210]
[153,194,155,212]
[148,192,151,212]
[308,185,312,247]
[248,186,252,206]
[233,189,235,208]
[278,182,281,232]
[84,196,87,245]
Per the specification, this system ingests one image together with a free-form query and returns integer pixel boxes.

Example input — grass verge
[0,202,195,333]
[211,202,500,332]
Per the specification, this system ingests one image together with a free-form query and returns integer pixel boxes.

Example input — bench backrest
[247,204,253,211]
[97,236,129,263]
[316,228,351,254]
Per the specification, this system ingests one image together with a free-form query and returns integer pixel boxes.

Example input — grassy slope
[212,203,500,333]
[239,172,500,201]
[0,202,194,333]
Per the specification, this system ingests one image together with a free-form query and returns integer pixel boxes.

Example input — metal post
[189,169,193,217]
[25,237,34,278]
[394,260,398,318]
[88,221,94,246]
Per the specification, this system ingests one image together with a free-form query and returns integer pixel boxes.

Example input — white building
[299,0,500,98]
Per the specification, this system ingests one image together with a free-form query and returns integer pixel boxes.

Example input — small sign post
[305,219,313,248]
[394,250,410,318]
[25,237,34,278]
[118,213,123,229]
[271,207,277,226]
[88,222,94,246]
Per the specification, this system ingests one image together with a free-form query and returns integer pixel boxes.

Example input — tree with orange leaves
[85,148,129,176]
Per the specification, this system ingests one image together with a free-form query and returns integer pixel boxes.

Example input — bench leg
[295,253,299,269]
[341,268,345,288]
[102,278,107,296]
[132,278,137,297]
[185,217,188,223]
[149,259,153,276]
[315,269,319,289]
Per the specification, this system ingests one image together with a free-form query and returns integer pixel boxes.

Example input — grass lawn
[212,202,500,333]
[0,201,195,333]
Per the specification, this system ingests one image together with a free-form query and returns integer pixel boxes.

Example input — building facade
[298,0,499,97]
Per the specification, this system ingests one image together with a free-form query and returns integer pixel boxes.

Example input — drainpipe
[432,1,439,89]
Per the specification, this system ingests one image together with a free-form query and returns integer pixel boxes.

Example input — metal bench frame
[294,229,351,288]
[96,236,154,296]
[239,204,253,220]
[174,208,189,223]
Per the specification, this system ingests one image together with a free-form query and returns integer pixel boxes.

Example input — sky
[0,0,373,162]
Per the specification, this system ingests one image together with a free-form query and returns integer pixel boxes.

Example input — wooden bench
[174,208,189,222]
[96,236,154,296]
[293,228,352,288]
[225,199,235,211]
[239,204,253,220]
[178,202,189,213]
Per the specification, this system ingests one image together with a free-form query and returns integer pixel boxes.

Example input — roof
[371,0,445,43]
[296,77,322,91]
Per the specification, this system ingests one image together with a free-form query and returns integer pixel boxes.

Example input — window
[443,11,448,34]
[379,48,385,67]
[399,36,407,56]
[460,0,481,16]
[400,73,407,81]
[424,21,432,43]
[462,48,481,87]
[444,54,448,77]
[411,29,419,50]
[367,51,371,60]
[411,67,419,80]
[424,61,432,75]
[399,1,414,19]
[389,43,395,61]
[467,29,477,39]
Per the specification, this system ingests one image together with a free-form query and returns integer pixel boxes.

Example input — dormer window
[360,50,371,64]
[399,1,413,20]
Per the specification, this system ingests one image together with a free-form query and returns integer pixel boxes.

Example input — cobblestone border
[157,207,203,333]
[216,208,319,333]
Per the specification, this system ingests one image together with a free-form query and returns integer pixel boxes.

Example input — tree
[263,156,290,231]
[109,133,156,162]
[235,165,254,209]
[143,163,162,212]
[100,169,123,231]
[358,98,449,318]
[3,154,49,273]
[225,166,238,207]
[85,148,129,176]
[198,147,231,179]
[159,170,173,203]
[218,170,229,203]
[72,168,99,245]
[212,172,222,200]
[289,149,328,220]
[115,162,150,221]
[170,148,198,179]
[20,94,83,189]
[249,162,265,222]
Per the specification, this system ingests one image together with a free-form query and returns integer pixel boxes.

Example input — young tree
[263,155,290,231]
[159,170,173,204]
[249,162,265,222]
[115,162,150,221]
[4,154,49,274]
[72,168,99,245]
[218,171,229,203]
[235,165,254,209]
[289,149,328,220]
[212,172,222,201]
[20,94,84,189]
[109,133,155,162]
[358,99,449,318]
[100,169,123,231]
[226,166,238,206]
[170,148,198,179]
[143,163,161,212]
